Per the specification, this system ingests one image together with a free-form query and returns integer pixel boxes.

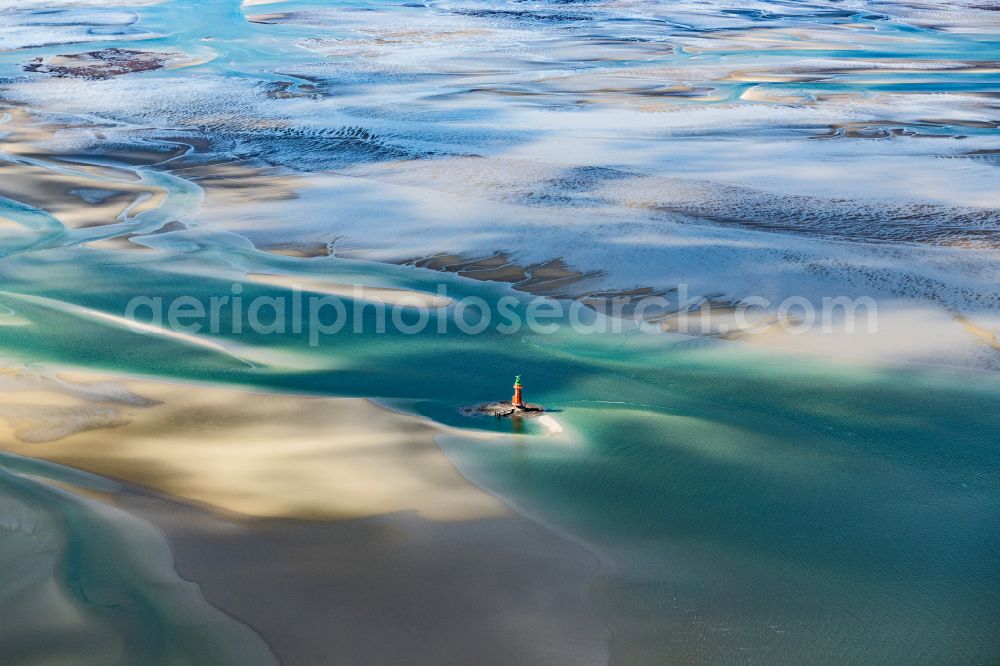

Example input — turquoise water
[1,242,998,661]
[2,0,1000,663]
[0,453,275,665]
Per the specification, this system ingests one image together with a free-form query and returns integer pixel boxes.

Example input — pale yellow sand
[177,161,303,206]
[0,161,165,228]
[0,108,167,227]
[955,314,1000,352]
[736,306,1000,366]
[0,366,607,664]
[0,369,506,521]
[246,272,453,307]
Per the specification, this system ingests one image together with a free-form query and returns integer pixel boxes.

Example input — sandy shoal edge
[0,370,507,521]
[114,484,609,665]
[0,368,609,664]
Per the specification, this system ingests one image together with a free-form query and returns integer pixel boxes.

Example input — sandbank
[0,366,610,664]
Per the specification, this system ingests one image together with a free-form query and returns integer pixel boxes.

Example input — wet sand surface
[2,0,999,663]
[124,490,608,666]
[0,367,609,665]
[0,371,507,522]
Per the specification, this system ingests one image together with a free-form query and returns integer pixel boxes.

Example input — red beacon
[512,375,524,408]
